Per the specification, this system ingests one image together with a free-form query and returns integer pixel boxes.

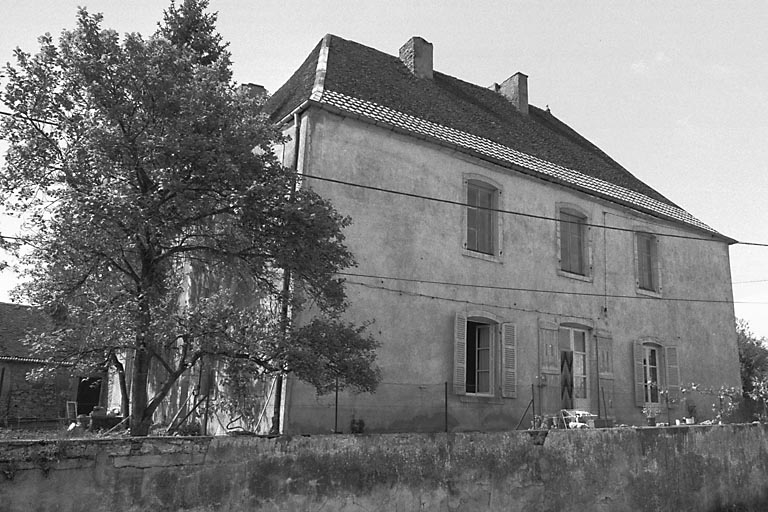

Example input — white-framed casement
[453,311,516,398]
[462,174,503,263]
[555,202,593,282]
[633,338,680,407]
[633,229,663,297]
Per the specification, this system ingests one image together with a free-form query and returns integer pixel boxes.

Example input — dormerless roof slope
[0,302,50,363]
[265,34,729,240]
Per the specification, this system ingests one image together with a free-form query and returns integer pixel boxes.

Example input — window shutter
[633,340,645,406]
[555,213,562,265]
[453,312,467,395]
[665,346,681,401]
[655,236,663,294]
[596,333,613,377]
[538,320,560,374]
[633,234,641,289]
[501,323,517,398]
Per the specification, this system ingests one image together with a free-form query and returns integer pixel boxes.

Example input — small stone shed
[0,302,84,426]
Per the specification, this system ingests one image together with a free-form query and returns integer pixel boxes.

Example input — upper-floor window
[466,181,496,255]
[635,232,660,293]
[558,208,588,276]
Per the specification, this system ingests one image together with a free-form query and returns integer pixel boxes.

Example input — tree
[737,319,768,393]
[0,0,380,436]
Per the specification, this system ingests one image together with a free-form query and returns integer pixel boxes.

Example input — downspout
[271,112,303,435]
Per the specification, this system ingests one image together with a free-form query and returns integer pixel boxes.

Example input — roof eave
[302,100,735,244]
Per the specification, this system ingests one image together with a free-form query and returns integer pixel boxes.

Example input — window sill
[557,269,592,283]
[462,248,502,264]
[636,287,662,298]
[458,394,504,405]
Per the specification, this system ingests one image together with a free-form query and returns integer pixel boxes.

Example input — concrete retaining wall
[1,424,767,511]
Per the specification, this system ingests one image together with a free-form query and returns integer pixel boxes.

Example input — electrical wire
[343,272,768,306]
[296,172,768,247]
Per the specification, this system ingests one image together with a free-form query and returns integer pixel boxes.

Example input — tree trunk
[130,346,152,436]
[130,290,154,436]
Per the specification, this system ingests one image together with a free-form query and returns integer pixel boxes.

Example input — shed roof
[0,302,50,363]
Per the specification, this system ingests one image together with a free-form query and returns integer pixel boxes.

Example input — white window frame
[555,203,592,281]
[462,175,503,263]
[633,338,680,407]
[634,230,662,297]
[453,311,516,398]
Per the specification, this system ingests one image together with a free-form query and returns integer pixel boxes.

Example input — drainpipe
[271,112,303,435]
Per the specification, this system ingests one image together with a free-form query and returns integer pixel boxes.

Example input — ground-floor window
[642,345,660,403]
[634,340,680,407]
[466,321,491,394]
[454,312,517,398]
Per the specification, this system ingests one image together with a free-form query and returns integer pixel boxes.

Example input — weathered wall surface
[281,108,740,434]
[1,425,767,512]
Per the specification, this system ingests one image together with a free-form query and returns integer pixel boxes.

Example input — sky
[0,1,767,337]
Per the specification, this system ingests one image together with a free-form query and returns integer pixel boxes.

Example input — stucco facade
[266,35,741,434]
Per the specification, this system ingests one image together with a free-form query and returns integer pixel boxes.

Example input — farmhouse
[263,35,741,433]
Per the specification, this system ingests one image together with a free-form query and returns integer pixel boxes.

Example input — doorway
[559,327,588,410]
[76,377,102,415]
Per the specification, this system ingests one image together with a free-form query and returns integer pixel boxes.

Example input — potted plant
[643,404,660,426]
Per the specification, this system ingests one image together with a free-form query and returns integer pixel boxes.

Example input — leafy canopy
[0,0,379,435]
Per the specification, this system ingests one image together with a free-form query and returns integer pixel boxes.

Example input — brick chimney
[498,72,528,115]
[399,37,433,79]
[240,83,267,100]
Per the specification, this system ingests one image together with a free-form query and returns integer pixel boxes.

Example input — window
[635,232,660,293]
[466,181,496,255]
[454,312,516,398]
[633,340,680,406]
[467,321,491,394]
[642,345,660,403]
[559,326,589,409]
[558,208,589,276]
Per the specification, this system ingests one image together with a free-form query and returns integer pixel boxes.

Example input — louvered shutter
[538,320,560,374]
[633,340,645,406]
[501,323,517,398]
[654,236,663,294]
[633,234,641,289]
[453,312,467,395]
[665,346,681,401]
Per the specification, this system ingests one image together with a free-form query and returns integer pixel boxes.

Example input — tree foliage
[0,0,380,435]
[737,320,768,392]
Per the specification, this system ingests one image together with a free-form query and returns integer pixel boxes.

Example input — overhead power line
[341,271,768,306]
[2,108,768,248]
[296,172,768,248]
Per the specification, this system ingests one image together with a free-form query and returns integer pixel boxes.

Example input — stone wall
[1,424,767,511]
[0,362,74,424]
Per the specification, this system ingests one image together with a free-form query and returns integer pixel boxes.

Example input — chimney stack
[399,37,433,79]
[240,83,268,100]
[498,72,528,115]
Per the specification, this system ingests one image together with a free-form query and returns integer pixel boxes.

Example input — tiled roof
[265,35,726,238]
[0,302,50,362]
